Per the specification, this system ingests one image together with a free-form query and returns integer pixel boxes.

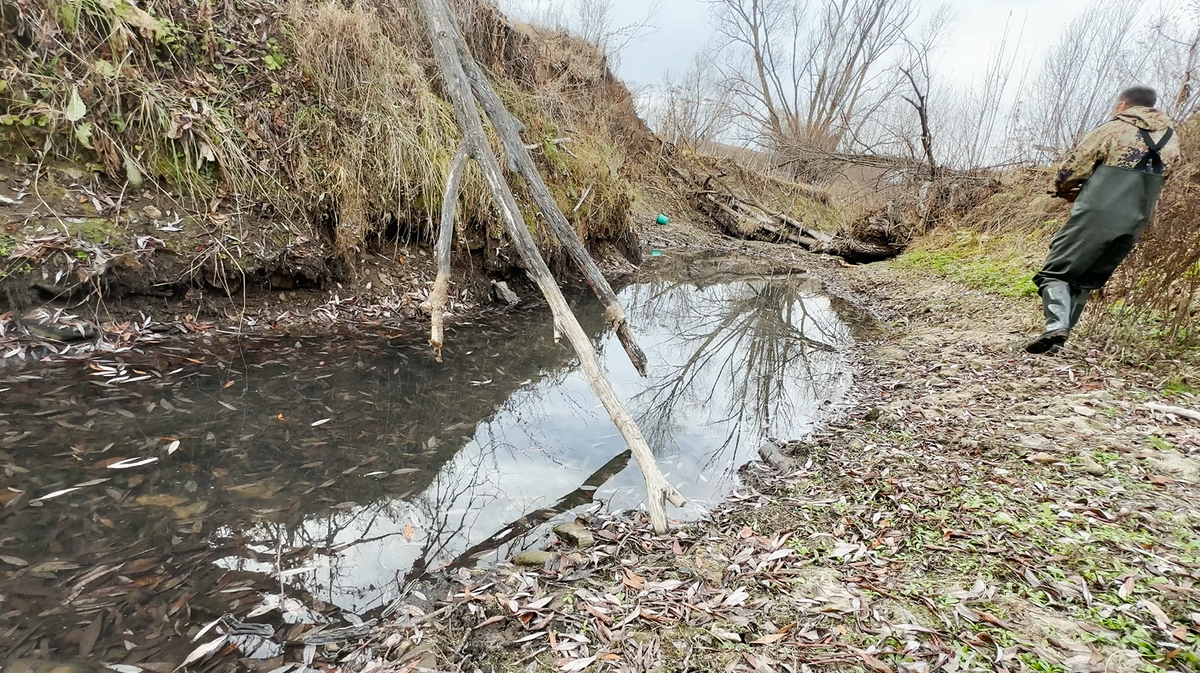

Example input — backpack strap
[1133,127,1174,175]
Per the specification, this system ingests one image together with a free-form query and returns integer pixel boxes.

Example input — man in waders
[1026,86,1182,354]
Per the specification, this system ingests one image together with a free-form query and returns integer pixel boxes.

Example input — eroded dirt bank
[354,259,1200,673]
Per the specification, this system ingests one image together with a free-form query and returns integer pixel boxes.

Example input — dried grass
[0,0,652,271]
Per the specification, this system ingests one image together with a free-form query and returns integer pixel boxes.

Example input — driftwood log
[416,0,685,533]
[423,145,468,361]
[694,185,896,264]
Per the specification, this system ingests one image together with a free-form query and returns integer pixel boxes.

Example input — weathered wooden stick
[423,145,469,362]
[445,26,649,377]
[417,0,685,532]
[1146,402,1200,423]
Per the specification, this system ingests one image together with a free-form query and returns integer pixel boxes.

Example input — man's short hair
[1119,86,1157,108]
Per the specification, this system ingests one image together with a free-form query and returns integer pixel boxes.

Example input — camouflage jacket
[1055,107,1182,195]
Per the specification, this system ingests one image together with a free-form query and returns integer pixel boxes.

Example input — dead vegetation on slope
[0,0,655,315]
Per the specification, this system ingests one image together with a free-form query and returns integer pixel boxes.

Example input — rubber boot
[1069,287,1090,330]
[1025,280,1072,354]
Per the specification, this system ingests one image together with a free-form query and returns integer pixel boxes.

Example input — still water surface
[0,269,852,657]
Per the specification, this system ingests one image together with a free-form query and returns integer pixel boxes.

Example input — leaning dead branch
[422,145,468,361]
[448,25,649,376]
[416,0,685,532]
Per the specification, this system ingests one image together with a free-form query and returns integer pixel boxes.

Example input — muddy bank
[0,153,650,367]
[341,260,1200,673]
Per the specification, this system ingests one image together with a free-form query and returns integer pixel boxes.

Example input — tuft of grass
[893,229,1041,298]
[1162,376,1199,397]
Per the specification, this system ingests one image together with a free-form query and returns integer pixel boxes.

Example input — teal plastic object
[655,213,670,225]
[650,249,664,257]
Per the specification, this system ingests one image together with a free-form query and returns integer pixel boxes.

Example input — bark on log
[694,186,895,263]
[417,0,685,533]
[423,145,468,362]
[446,26,649,376]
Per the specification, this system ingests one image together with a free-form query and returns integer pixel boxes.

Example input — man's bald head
[1118,86,1158,109]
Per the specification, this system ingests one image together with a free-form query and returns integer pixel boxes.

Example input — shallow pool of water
[0,266,852,659]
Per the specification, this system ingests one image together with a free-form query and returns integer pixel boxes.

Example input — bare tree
[497,0,664,67]
[957,13,1029,168]
[1028,0,1139,155]
[897,5,952,179]
[1139,1,1200,120]
[708,0,916,155]
[650,52,736,147]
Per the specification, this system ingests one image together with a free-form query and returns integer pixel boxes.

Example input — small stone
[710,624,742,642]
[142,205,162,219]
[1027,452,1058,465]
[757,441,789,471]
[491,280,519,306]
[1081,458,1109,476]
[511,550,557,567]
[21,311,97,342]
[552,520,595,549]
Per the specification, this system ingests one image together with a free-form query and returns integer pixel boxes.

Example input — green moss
[1148,435,1174,451]
[894,230,1040,298]
[64,217,121,244]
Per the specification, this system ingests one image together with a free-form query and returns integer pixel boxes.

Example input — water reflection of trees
[625,277,850,479]
[0,275,852,626]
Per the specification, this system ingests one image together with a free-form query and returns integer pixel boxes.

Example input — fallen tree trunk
[693,184,896,264]
[417,0,685,533]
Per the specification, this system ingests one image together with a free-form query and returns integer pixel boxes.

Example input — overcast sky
[507,0,1139,89]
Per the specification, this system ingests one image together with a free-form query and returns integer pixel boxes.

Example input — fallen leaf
[33,487,81,502]
[860,653,892,673]
[106,457,158,469]
[404,524,416,542]
[172,501,209,519]
[176,636,227,670]
[751,633,789,645]
[560,656,597,672]
[135,494,189,508]
[1148,474,1175,486]
[0,554,29,566]
[1119,576,1136,599]
[623,571,644,591]
[311,418,331,427]
[30,561,80,573]
[80,616,102,657]
[955,603,980,623]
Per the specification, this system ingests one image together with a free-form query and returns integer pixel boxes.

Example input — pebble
[511,550,558,567]
[20,312,97,342]
[552,520,595,549]
[1081,457,1109,476]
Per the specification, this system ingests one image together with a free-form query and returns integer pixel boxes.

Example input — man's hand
[1050,189,1080,203]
